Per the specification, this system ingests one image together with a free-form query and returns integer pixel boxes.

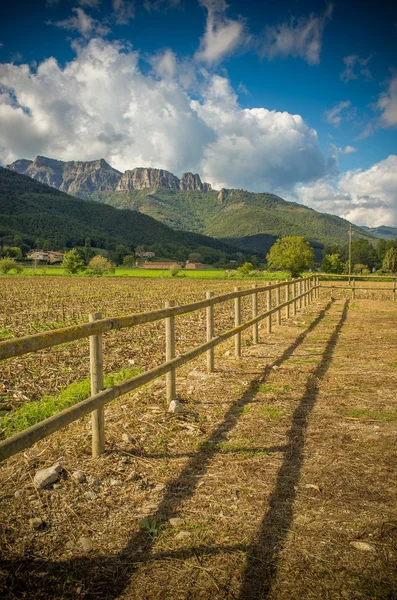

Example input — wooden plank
[251,284,258,344]
[89,313,105,458]
[234,287,241,358]
[206,291,215,372]
[165,300,176,404]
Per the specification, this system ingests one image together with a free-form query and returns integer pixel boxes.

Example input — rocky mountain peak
[179,172,212,192]
[217,188,228,204]
[7,155,213,195]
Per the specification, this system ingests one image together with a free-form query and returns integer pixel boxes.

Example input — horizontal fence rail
[0,276,319,463]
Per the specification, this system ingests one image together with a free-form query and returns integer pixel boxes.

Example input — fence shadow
[0,300,341,600]
[237,299,349,599]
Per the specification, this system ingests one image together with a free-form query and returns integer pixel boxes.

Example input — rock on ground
[33,464,62,489]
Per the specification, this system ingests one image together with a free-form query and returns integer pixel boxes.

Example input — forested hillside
[0,168,259,263]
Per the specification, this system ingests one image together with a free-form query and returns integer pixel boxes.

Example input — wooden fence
[0,276,319,463]
[320,275,397,301]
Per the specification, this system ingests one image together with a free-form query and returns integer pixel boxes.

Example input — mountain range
[0,167,254,263]
[7,155,378,253]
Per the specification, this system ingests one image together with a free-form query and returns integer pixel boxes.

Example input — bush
[88,255,115,276]
[62,249,86,274]
[237,262,254,277]
[0,258,23,274]
[169,265,180,277]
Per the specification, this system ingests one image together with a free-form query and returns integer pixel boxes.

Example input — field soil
[0,278,396,599]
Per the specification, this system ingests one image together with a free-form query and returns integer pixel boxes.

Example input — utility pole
[348,224,352,286]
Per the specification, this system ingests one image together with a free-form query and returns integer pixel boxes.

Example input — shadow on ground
[0,299,349,599]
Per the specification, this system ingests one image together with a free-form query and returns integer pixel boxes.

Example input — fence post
[285,280,290,319]
[304,278,308,307]
[206,291,215,372]
[315,276,319,299]
[234,287,241,358]
[291,280,296,316]
[276,281,281,325]
[299,279,303,309]
[310,276,314,303]
[89,312,105,458]
[267,282,272,333]
[165,300,176,405]
[252,284,259,343]
[393,279,396,301]
[352,279,356,300]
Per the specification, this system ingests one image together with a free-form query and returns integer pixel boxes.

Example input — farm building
[142,261,183,269]
[27,250,64,264]
[185,262,205,269]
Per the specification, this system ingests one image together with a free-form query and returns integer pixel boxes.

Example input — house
[27,250,64,264]
[142,261,183,269]
[185,262,205,270]
[135,251,156,259]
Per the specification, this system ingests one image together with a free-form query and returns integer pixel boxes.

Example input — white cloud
[52,7,110,38]
[195,0,246,65]
[112,0,135,25]
[193,75,328,192]
[324,100,353,127]
[79,0,101,7]
[260,4,333,65]
[340,54,373,83]
[0,38,330,194]
[341,145,356,154]
[376,74,397,128]
[150,49,177,79]
[298,155,397,226]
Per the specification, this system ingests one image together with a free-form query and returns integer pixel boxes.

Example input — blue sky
[0,0,396,226]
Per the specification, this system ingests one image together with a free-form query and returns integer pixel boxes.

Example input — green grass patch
[0,327,14,340]
[257,384,293,394]
[345,409,397,421]
[261,406,284,420]
[0,367,141,439]
[388,362,397,368]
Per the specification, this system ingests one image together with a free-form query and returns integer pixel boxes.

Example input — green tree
[321,254,345,274]
[187,252,203,263]
[123,255,135,267]
[62,249,86,274]
[376,239,388,263]
[83,238,95,264]
[88,255,115,276]
[383,247,397,273]
[267,236,314,277]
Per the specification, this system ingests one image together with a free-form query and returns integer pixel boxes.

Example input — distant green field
[4,265,292,280]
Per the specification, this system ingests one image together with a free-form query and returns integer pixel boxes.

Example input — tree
[88,255,115,276]
[376,239,388,263]
[322,254,345,274]
[83,238,95,264]
[267,236,314,277]
[187,252,203,263]
[62,249,86,274]
[123,255,135,267]
[383,247,397,273]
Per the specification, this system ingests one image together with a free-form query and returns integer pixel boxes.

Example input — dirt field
[0,278,396,599]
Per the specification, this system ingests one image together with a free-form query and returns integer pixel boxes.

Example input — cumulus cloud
[195,0,246,65]
[260,4,333,65]
[376,73,397,128]
[192,75,328,192]
[51,7,110,37]
[150,49,177,79]
[298,155,397,226]
[0,38,330,194]
[324,100,354,127]
[340,54,373,83]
